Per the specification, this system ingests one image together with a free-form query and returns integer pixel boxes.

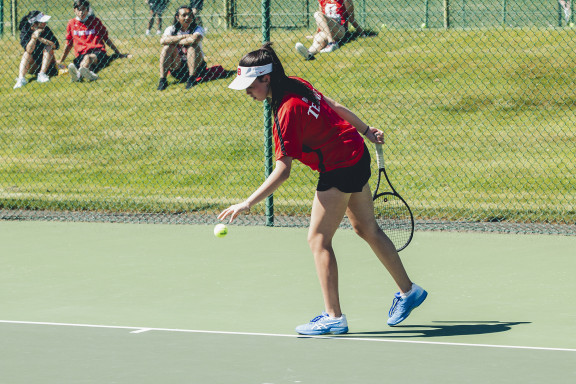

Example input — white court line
[1,319,575,353]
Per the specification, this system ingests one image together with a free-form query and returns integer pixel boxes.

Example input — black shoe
[157,78,168,91]
[186,78,197,89]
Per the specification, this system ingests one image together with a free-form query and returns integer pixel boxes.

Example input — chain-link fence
[1,0,575,234]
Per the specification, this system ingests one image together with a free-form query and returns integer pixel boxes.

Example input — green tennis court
[1,220,575,383]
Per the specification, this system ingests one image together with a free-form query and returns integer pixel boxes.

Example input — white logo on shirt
[74,29,97,36]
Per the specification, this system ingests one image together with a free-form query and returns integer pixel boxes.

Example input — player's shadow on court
[345,321,530,338]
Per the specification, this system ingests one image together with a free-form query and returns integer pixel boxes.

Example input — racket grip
[375,144,385,168]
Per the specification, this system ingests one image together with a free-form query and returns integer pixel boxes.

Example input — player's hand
[365,127,384,144]
[218,201,250,223]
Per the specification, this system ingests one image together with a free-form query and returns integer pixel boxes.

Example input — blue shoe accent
[387,284,428,326]
[295,312,349,335]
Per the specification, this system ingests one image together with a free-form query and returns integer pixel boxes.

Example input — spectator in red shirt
[295,0,363,60]
[58,0,127,82]
[219,43,427,335]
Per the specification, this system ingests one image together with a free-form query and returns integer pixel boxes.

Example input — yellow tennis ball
[214,224,228,238]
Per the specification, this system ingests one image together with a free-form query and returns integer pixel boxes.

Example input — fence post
[226,0,236,29]
[10,0,16,36]
[0,0,4,36]
[501,0,508,26]
[262,0,274,226]
[444,0,450,28]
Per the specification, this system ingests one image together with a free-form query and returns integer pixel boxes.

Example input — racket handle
[374,144,385,169]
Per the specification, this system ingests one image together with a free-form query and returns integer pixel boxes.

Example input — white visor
[228,64,273,90]
[29,12,51,24]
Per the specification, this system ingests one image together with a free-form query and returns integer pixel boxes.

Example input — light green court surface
[1,221,575,383]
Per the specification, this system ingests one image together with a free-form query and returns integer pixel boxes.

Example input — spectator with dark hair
[157,5,206,91]
[295,0,363,61]
[189,0,204,25]
[14,11,60,89]
[58,0,128,82]
[146,0,170,35]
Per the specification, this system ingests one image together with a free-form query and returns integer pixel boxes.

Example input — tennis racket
[372,143,414,252]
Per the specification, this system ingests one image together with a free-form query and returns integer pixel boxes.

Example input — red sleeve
[273,97,306,161]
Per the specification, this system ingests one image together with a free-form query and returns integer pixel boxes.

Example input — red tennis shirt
[273,77,365,173]
[319,0,349,27]
[65,16,109,57]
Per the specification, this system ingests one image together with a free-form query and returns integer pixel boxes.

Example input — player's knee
[352,222,380,241]
[307,232,330,253]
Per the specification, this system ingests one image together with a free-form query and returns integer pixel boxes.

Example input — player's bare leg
[346,183,413,293]
[308,188,351,318]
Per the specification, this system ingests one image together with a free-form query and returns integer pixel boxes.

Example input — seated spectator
[14,11,60,89]
[157,5,206,91]
[146,0,170,35]
[58,0,128,82]
[295,0,363,61]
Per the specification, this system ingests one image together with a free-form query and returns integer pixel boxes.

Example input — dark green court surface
[1,221,575,383]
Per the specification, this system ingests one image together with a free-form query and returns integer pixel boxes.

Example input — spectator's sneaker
[68,64,80,82]
[320,42,339,53]
[37,73,50,83]
[145,29,151,36]
[387,284,428,326]
[156,30,162,35]
[157,78,168,91]
[79,67,98,81]
[295,43,315,61]
[13,77,28,89]
[295,312,348,335]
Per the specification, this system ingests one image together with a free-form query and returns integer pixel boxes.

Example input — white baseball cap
[228,63,273,90]
[29,12,51,24]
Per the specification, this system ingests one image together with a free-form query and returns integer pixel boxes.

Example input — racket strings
[373,194,412,250]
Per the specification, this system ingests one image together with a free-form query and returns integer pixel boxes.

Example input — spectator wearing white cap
[14,11,60,89]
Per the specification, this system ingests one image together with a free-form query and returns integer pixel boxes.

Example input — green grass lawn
[1,26,575,224]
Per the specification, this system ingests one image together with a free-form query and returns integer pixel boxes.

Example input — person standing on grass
[295,0,363,61]
[157,5,206,91]
[58,0,128,83]
[146,0,170,36]
[14,11,60,89]
[218,43,427,335]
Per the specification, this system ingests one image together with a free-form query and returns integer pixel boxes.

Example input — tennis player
[218,43,427,335]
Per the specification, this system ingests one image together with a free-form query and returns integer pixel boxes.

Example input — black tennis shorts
[317,144,371,193]
[73,49,110,73]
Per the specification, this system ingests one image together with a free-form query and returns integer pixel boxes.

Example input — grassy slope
[1,27,575,222]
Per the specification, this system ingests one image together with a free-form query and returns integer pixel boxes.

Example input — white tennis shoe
[13,77,28,89]
[296,312,348,335]
[79,67,99,81]
[68,64,80,82]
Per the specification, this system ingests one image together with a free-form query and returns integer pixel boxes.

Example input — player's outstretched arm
[218,157,292,223]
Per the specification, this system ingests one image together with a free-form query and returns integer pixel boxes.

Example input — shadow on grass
[343,321,531,338]
[340,29,379,47]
